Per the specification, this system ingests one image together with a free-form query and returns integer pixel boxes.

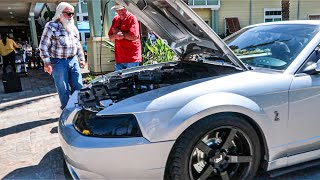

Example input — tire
[165,114,261,180]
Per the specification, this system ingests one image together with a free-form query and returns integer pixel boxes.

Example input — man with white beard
[39,2,86,110]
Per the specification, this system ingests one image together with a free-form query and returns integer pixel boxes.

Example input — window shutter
[225,17,241,34]
[309,15,320,20]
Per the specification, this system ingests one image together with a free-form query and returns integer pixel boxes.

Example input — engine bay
[78,60,241,110]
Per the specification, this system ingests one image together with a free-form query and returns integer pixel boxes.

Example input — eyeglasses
[63,12,75,17]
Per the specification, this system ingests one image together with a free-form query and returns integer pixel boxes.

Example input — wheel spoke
[221,129,237,149]
[197,165,215,180]
[220,171,230,180]
[227,155,253,163]
[197,141,213,155]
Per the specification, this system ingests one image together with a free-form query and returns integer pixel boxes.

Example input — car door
[288,46,320,159]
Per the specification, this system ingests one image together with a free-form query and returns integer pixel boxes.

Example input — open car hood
[117,0,248,71]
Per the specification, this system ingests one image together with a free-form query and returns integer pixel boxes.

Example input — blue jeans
[115,62,140,71]
[50,56,83,109]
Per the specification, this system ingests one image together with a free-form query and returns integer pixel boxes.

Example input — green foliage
[103,38,175,65]
[82,73,97,84]
[232,48,270,55]
[142,39,175,65]
[43,11,55,21]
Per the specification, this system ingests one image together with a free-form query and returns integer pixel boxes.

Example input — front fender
[162,92,269,141]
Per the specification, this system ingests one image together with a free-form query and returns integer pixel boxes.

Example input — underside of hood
[117,0,247,70]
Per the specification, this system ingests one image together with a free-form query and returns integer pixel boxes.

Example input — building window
[188,0,219,5]
[80,0,87,4]
[264,8,282,22]
[77,16,80,21]
[309,15,320,20]
[85,33,90,39]
[83,16,88,21]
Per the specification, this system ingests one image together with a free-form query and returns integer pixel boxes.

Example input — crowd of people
[0,34,44,74]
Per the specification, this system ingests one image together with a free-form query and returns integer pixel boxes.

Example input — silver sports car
[59,0,320,179]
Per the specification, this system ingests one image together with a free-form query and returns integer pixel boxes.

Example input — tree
[282,0,290,21]
[43,5,55,21]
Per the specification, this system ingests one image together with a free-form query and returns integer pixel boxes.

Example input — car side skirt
[267,148,320,171]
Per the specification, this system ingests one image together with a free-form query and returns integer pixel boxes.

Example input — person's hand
[79,61,86,68]
[116,31,124,40]
[44,62,53,75]
[112,28,120,34]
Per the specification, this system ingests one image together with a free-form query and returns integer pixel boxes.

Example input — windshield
[225,24,320,70]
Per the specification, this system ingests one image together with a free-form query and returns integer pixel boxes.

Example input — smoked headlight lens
[74,109,142,137]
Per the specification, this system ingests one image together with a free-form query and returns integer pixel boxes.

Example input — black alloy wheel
[165,114,261,180]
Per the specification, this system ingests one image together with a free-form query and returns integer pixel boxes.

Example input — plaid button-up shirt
[39,21,85,63]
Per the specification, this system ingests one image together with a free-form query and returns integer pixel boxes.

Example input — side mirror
[302,62,320,75]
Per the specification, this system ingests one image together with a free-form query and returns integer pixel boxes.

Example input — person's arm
[12,40,19,49]
[108,19,124,41]
[109,29,124,41]
[76,44,85,62]
[123,15,139,41]
[39,22,53,74]
[39,22,53,64]
[122,32,138,41]
[77,44,86,68]
[75,30,86,68]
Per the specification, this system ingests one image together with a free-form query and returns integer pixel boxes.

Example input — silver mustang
[59,0,320,179]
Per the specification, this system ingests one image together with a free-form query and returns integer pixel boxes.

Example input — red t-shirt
[108,12,142,63]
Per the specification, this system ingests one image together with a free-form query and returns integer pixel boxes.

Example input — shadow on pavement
[0,118,58,137]
[0,69,56,104]
[256,162,320,179]
[50,126,58,134]
[2,147,65,179]
[0,94,57,112]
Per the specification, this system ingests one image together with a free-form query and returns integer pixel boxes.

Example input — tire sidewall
[165,114,261,180]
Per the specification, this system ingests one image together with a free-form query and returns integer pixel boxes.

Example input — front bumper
[58,108,175,179]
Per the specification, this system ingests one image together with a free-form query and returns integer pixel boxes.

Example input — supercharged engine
[78,61,240,109]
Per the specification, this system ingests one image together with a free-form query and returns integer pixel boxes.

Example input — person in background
[82,43,87,61]
[16,38,23,49]
[108,2,142,71]
[147,31,157,44]
[0,33,18,74]
[23,41,32,67]
[39,2,86,109]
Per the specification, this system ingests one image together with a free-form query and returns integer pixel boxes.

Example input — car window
[298,46,320,73]
[225,24,319,70]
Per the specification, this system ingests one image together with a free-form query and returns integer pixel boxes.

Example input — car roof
[246,20,320,28]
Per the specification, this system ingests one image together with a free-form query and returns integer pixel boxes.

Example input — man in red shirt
[108,3,142,71]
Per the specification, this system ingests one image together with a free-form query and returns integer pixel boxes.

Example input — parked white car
[59,0,320,179]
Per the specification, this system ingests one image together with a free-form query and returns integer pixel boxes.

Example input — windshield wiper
[241,39,290,50]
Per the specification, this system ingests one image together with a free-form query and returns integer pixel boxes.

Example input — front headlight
[59,108,79,126]
[74,109,142,137]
